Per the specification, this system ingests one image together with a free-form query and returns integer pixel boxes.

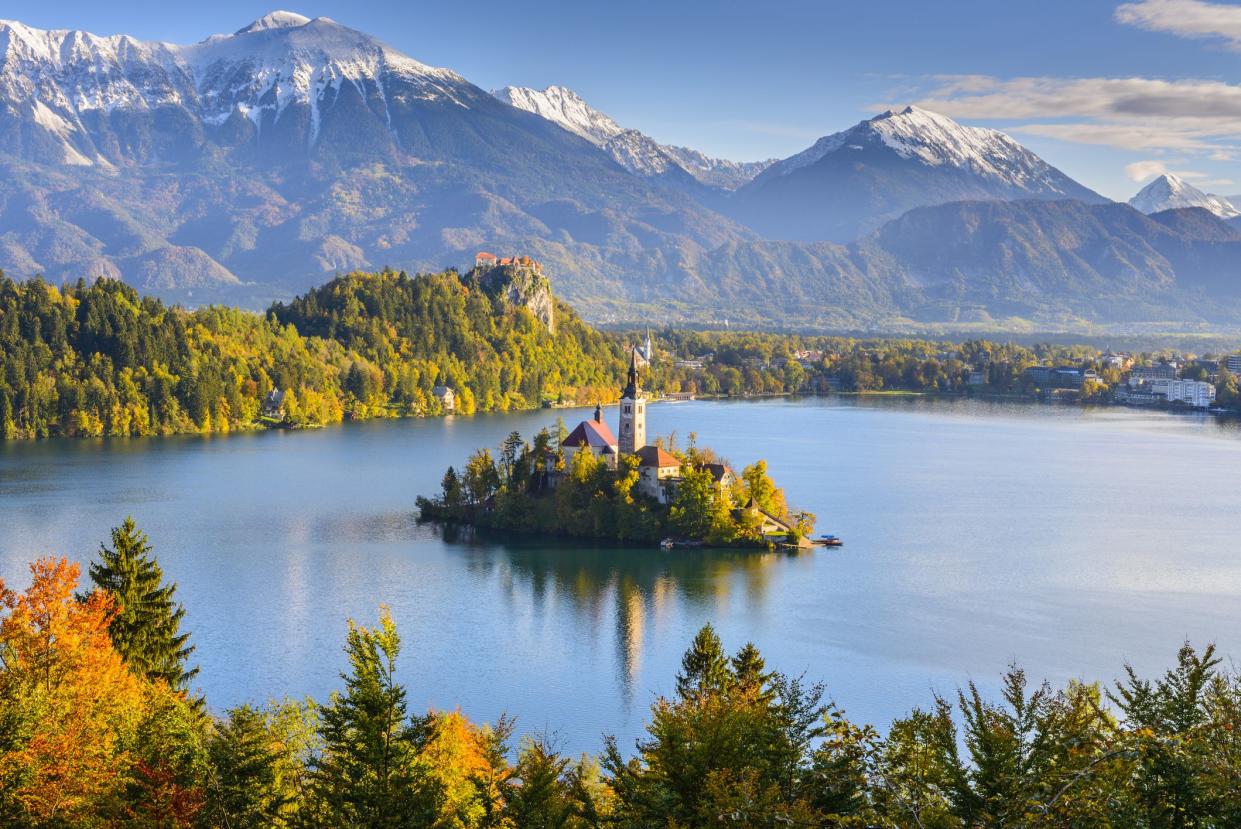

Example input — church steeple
[621,347,641,399]
[618,346,646,455]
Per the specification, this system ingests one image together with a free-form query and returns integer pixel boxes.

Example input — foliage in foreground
[2,521,1241,827]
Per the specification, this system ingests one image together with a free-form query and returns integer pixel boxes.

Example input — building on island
[698,462,736,490]
[635,445,681,503]
[735,497,795,537]
[432,385,456,412]
[562,405,619,469]
[618,350,647,456]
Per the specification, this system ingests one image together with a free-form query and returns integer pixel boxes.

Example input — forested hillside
[0,269,625,439]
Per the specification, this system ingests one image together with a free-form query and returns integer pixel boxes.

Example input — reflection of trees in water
[433,523,802,701]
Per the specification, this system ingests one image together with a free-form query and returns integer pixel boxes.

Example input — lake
[3,397,1241,754]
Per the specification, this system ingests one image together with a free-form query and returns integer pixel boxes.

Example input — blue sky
[7,0,1241,199]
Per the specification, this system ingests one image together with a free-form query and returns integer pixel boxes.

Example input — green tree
[309,608,434,827]
[668,466,714,540]
[88,516,198,692]
[205,705,294,828]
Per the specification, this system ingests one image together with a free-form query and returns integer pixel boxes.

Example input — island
[417,350,818,548]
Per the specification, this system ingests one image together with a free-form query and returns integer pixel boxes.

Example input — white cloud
[880,74,1241,155]
[1125,160,1171,181]
[1116,0,1241,49]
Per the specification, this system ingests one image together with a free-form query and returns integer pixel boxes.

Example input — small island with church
[416,349,820,548]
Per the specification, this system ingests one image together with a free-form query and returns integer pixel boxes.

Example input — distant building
[735,497,795,537]
[636,445,682,503]
[262,388,286,419]
[618,350,646,456]
[562,405,619,469]
[1023,366,1053,386]
[1226,355,1241,374]
[967,370,987,386]
[432,385,456,412]
[1131,364,1178,384]
[1151,378,1216,408]
[475,251,543,273]
[698,462,736,490]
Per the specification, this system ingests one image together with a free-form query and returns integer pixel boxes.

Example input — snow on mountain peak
[492,85,623,146]
[759,105,1077,196]
[234,11,312,35]
[1129,173,1239,218]
[493,84,771,188]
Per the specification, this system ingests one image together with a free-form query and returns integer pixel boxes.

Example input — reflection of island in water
[434,523,810,701]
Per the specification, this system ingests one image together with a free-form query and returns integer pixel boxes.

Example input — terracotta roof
[636,445,680,468]
[476,252,498,260]
[564,418,618,451]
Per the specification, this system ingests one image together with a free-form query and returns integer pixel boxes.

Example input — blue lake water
[3,397,1241,753]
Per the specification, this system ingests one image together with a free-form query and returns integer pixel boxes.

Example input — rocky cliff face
[475,263,555,333]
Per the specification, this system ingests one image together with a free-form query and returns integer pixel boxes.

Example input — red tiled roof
[636,445,680,468]
[564,418,618,451]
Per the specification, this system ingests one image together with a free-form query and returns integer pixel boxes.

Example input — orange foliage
[0,557,146,824]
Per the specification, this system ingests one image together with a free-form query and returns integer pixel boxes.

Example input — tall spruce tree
[89,516,198,691]
[310,609,433,827]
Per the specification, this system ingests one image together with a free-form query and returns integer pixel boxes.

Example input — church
[561,349,684,504]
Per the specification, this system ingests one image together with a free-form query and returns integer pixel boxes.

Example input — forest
[1,519,1239,828]
[4,269,1241,440]
[416,428,815,545]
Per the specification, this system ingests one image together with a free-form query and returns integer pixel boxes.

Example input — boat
[816,534,844,547]
[660,538,703,550]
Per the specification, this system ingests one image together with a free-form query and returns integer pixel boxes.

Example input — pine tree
[206,705,292,829]
[88,516,198,691]
[675,624,734,700]
[310,608,433,827]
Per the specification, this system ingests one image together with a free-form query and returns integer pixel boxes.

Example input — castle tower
[618,348,646,455]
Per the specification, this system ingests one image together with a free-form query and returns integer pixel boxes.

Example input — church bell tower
[618,348,646,455]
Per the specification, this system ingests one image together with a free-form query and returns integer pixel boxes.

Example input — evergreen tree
[310,608,433,827]
[675,624,734,700]
[206,705,293,829]
[88,516,198,691]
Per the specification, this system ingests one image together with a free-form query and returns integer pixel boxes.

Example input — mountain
[492,85,772,190]
[1129,174,1239,219]
[0,13,754,306]
[726,106,1108,243]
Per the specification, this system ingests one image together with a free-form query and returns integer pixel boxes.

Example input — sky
[5,0,1241,200]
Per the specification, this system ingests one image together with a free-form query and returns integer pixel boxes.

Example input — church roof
[636,445,680,468]
[564,418,617,452]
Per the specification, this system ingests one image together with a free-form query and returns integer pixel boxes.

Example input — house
[432,385,455,412]
[563,405,619,469]
[967,370,987,386]
[735,497,795,537]
[635,445,681,503]
[262,388,286,419]
[698,462,736,490]
[474,252,498,268]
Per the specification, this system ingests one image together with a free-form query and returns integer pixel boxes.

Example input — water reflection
[433,522,802,702]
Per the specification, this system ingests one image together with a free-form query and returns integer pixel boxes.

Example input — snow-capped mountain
[730,106,1107,242]
[1129,174,1239,219]
[0,12,756,301]
[493,85,772,190]
[0,11,485,166]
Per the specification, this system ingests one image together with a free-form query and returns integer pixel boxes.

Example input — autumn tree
[0,558,147,825]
